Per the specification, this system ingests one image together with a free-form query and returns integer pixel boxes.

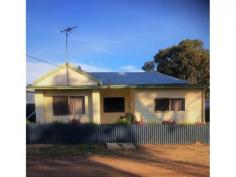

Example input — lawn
[27,144,209,177]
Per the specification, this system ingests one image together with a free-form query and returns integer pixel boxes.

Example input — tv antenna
[60,26,78,64]
[60,26,78,85]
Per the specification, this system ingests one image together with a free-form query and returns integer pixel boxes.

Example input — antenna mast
[60,26,78,64]
[60,26,78,85]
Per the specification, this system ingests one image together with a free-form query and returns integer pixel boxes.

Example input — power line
[26,55,65,68]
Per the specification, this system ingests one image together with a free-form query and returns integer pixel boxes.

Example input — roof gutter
[27,84,206,90]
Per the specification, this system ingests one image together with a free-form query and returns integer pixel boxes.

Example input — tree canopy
[142,61,155,72]
[142,39,209,96]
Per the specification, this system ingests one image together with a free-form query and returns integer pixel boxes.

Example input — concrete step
[105,143,122,150]
[119,143,136,150]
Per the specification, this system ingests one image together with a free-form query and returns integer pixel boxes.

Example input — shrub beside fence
[26,123,209,144]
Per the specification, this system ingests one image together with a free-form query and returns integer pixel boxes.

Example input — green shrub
[117,113,135,125]
[126,113,134,123]
[117,118,131,125]
[26,120,32,125]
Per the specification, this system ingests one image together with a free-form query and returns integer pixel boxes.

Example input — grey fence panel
[26,123,209,144]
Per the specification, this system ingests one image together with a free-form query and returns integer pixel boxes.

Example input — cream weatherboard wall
[35,88,205,124]
[35,90,93,123]
[99,89,135,124]
[35,91,44,123]
[134,89,205,124]
[91,90,101,124]
[33,65,101,123]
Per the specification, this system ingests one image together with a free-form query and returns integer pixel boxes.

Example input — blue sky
[27,0,209,83]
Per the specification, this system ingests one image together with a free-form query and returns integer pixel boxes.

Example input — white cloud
[26,62,142,84]
[26,61,58,84]
[71,37,120,54]
[73,62,112,72]
[89,44,111,53]
[120,65,143,72]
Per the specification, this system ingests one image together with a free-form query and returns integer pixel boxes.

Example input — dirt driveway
[27,144,209,177]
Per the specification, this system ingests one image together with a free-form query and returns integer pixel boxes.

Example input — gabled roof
[89,72,187,85]
[32,63,101,85]
[28,63,200,90]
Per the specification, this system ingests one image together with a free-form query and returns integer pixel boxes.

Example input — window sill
[154,110,185,113]
[103,112,125,113]
[53,113,86,116]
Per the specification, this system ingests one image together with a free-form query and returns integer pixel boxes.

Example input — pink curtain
[173,100,180,111]
[171,99,184,111]
[69,97,85,119]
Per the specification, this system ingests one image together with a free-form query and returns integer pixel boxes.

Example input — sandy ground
[27,144,209,177]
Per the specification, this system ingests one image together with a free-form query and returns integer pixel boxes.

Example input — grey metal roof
[88,72,187,85]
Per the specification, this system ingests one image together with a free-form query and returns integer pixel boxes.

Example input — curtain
[171,99,185,111]
[69,97,85,119]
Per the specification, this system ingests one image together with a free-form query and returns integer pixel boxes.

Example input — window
[69,96,85,114]
[154,98,185,112]
[155,98,170,111]
[103,97,125,112]
[171,98,185,111]
[53,96,69,115]
[53,96,85,115]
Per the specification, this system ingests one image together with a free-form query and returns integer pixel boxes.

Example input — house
[26,90,35,104]
[27,63,205,124]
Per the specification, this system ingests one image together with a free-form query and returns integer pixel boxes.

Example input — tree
[142,61,155,72]
[142,39,209,97]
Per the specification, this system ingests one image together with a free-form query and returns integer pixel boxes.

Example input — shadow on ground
[27,144,209,177]
[28,155,141,177]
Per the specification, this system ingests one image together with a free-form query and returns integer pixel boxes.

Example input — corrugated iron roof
[88,72,187,85]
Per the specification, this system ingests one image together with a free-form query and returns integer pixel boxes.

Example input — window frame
[69,96,86,115]
[170,98,185,111]
[53,96,69,116]
[154,98,170,112]
[52,96,86,116]
[154,98,186,112]
[103,97,125,113]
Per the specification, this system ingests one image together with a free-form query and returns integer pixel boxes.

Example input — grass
[27,144,111,156]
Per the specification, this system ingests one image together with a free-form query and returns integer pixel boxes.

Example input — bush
[70,119,81,124]
[117,113,134,125]
[26,120,33,125]
[162,119,176,125]
[133,117,145,125]
[117,118,131,125]
[126,113,134,123]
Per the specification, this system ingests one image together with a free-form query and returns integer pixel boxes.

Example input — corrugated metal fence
[26,123,209,144]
